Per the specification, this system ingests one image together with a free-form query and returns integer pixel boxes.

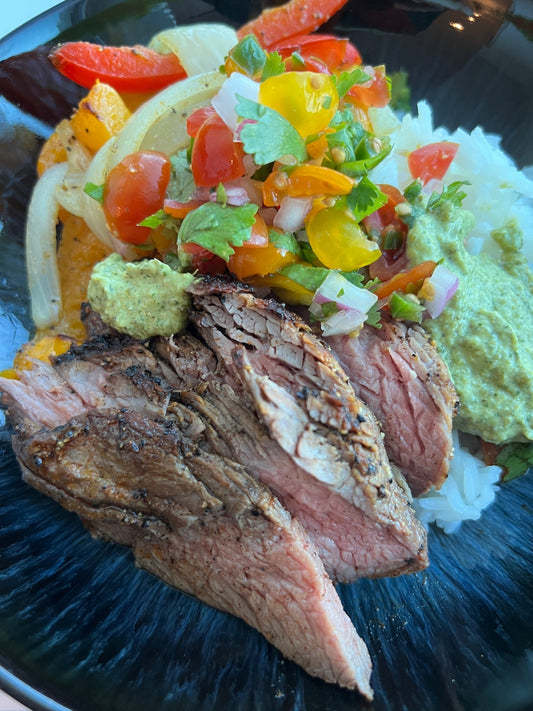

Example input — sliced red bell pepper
[237,0,351,49]
[49,42,187,93]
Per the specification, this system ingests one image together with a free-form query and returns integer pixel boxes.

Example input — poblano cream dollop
[87,253,196,340]
[407,201,533,444]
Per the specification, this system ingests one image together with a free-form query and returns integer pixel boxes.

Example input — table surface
[1,3,65,707]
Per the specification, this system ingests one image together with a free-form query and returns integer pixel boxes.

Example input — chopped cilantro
[268,230,301,255]
[138,209,167,229]
[427,181,470,211]
[168,150,196,203]
[346,177,387,222]
[236,96,307,165]
[262,51,286,80]
[332,67,371,99]
[178,202,258,261]
[496,442,533,482]
[83,182,104,204]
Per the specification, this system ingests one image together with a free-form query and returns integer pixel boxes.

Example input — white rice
[369,102,533,533]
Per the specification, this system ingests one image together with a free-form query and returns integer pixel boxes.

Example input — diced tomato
[228,240,298,280]
[271,34,362,73]
[237,0,351,48]
[408,141,459,185]
[372,261,437,301]
[103,150,171,245]
[163,199,205,218]
[186,106,217,138]
[49,42,186,92]
[191,113,246,187]
[181,242,227,275]
[346,65,390,108]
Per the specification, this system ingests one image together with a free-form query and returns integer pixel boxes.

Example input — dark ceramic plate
[1,1,532,709]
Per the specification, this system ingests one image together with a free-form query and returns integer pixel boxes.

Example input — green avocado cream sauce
[407,202,533,444]
[87,253,196,341]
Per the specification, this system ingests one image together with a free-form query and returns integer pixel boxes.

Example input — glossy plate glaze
[0,1,532,710]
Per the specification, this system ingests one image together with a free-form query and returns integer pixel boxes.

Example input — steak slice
[180,277,428,580]
[327,316,459,497]
[12,407,373,698]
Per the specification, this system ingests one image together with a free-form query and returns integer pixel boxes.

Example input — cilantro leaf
[496,442,533,482]
[427,181,470,211]
[236,95,307,165]
[333,67,371,98]
[262,51,286,80]
[389,70,412,114]
[178,202,258,261]
[279,264,330,292]
[84,182,104,204]
[168,150,195,202]
[138,209,167,229]
[347,176,387,222]
[268,230,301,255]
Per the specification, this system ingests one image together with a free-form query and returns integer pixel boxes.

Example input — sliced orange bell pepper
[70,80,131,153]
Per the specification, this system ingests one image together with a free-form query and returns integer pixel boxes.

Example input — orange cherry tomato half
[191,113,246,187]
[228,225,298,280]
[408,141,459,185]
[103,150,171,245]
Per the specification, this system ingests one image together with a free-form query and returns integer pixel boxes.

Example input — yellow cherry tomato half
[228,230,299,280]
[262,164,354,206]
[258,71,339,137]
[306,205,381,270]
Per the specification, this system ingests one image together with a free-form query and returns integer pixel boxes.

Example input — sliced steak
[327,316,458,497]
[182,277,428,580]
[12,407,373,698]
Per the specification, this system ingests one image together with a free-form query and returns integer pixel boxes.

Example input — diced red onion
[310,271,378,336]
[422,264,459,318]
[273,197,312,233]
[212,73,260,132]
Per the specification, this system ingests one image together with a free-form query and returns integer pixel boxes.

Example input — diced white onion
[212,73,260,131]
[149,24,238,76]
[25,162,68,330]
[421,264,459,318]
[273,197,312,233]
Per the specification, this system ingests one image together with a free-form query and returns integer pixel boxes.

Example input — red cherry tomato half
[408,141,459,185]
[186,106,217,138]
[103,150,171,245]
[191,113,246,187]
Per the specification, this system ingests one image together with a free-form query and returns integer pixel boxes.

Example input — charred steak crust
[12,408,373,698]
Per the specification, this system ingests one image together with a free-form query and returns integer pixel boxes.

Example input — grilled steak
[184,276,428,580]
[10,406,372,697]
[327,316,458,496]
